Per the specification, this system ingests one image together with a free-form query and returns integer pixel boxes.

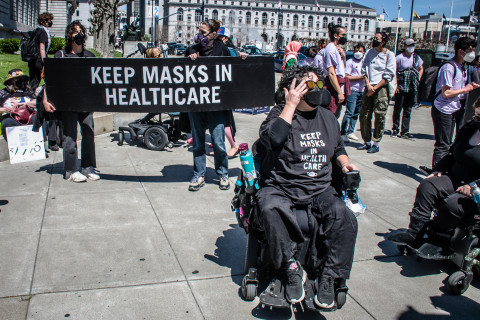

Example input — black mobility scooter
[231,140,361,312]
[117,112,187,151]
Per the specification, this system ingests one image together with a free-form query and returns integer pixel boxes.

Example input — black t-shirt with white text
[259,105,347,201]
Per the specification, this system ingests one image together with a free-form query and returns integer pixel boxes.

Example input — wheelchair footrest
[416,243,454,260]
[259,278,290,309]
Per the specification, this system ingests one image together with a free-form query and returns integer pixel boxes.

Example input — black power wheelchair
[117,112,187,151]
[231,140,362,312]
[396,209,480,295]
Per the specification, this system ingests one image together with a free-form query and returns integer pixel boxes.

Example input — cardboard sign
[44,56,275,113]
[6,125,46,164]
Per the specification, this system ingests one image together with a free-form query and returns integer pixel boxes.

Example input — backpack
[418,61,457,103]
[20,28,40,62]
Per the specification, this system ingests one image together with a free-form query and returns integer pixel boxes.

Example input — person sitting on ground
[0,69,37,140]
[257,65,358,308]
[388,97,480,254]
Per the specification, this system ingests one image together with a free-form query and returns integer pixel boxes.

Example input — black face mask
[303,87,331,109]
[47,21,53,27]
[338,36,347,45]
[73,33,85,45]
[372,39,381,48]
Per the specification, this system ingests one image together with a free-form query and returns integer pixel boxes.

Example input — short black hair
[454,37,476,55]
[354,43,365,52]
[275,65,323,104]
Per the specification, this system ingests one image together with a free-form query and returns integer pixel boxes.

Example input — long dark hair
[274,65,323,104]
[65,20,87,53]
[327,23,345,42]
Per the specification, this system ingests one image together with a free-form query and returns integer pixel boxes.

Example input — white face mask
[354,51,364,60]
[406,46,415,53]
[464,51,475,63]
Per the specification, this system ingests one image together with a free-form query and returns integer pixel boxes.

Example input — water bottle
[239,143,257,188]
[469,182,480,204]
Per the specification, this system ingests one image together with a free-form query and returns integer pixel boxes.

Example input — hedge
[0,38,20,54]
[48,37,65,54]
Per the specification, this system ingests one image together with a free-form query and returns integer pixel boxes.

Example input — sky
[357,0,475,21]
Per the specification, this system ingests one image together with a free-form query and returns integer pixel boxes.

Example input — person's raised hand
[456,184,471,197]
[188,52,199,60]
[239,52,248,60]
[284,78,308,109]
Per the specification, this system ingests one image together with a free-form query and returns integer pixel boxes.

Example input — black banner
[44,56,275,113]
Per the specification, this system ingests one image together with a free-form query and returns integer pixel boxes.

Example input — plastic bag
[343,191,366,217]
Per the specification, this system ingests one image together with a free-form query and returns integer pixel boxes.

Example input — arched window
[337,17,342,26]
[293,14,298,27]
[278,13,283,25]
[350,19,356,31]
[322,17,328,29]
[246,11,251,24]
[364,20,369,32]
[308,16,313,28]
[229,10,235,26]
[262,12,268,25]
[178,8,184,21]
[358,20,362,32]
[255,18,259,25]
[212,9,218,20]
[195,10,201,22]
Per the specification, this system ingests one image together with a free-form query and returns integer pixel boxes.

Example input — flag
[413,11,420,19]
[382,8,389,18]
[315,0,321,11]
[471,15,478,23]
[278,0,282,10]
[442,13,446,20]
[350,3,354,16]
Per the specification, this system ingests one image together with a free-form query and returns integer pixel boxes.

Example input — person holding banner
[186,19,231,191]
[42,20,99,183]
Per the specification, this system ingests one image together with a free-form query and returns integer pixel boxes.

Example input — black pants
[392,91,415,135]
[28,58,43,91]
[431,102,465,167]
[46,120,62,145]
[257,186,358,279]
[61,112,96,172]
[1,115,37,140]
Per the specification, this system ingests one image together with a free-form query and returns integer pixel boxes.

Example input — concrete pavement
[0,105,479,319]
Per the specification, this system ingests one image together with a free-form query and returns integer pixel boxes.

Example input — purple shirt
[395,52,423,71]
[323,43,345,77]
[434,59,467,114]
[313,49,325,75]
[345,57,365,92]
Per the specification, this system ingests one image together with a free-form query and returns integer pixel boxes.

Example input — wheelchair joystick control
[239,143,259,190]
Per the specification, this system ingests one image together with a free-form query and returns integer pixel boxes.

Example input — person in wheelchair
[389,98,480,256]
[256,65,358,308]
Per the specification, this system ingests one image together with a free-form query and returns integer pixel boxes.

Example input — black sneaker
[357,143,371,151]
[401,133,416,140]
[315,276,335,309]
[367,145,380,153]
[285,260,306,303]
[419,166,433,175]
[391,130,400,137]
[388,231,417,248]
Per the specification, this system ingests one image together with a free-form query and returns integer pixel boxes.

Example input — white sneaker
[66,171,88,183]
[81,166,100,181]
[347,133,359,141]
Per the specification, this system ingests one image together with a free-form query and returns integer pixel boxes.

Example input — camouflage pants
[359,86,389,143]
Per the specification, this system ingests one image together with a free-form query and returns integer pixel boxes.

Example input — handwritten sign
[44,56,275,113]
[6,125,46,164]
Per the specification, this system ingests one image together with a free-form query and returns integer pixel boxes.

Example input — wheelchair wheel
[144,127,168,151]
[447,271,471,295]
[118,131,124,146]
[336,291,347,308]
[242,281,257,301]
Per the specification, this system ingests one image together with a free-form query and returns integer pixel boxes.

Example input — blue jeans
[341,90,363,135]
[189,111,228,178]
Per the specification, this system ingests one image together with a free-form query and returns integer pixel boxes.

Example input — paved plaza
[0,105,479,319]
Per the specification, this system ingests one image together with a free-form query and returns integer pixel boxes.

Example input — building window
[178,8,183,21]
[195,10,201,22]
[229,10,235,25]
[364,20,369,32]
[212,9,218,20]
[308,15,313,28]
[271,20,274,26]
[279,14,283,25]
[187,15,191,22]
[323,17,328,28]
[293,14,298,27]
[262,12,267,25]
[246,11,251,24]
[350,19,355,31]
[255,18,259,25]
[337,17,342,26]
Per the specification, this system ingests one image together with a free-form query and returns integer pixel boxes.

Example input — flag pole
[445,0,454,52]
[408,0,415,37]
[394,0,402,55]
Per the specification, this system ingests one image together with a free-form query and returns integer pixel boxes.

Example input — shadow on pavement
[373,160,425,183]
[397,293,480,320]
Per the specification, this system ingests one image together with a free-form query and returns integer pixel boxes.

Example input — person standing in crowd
[323,23,349,117]
[358,32,396,153]
[313,39,328,72]
[341,44,365,142]
[391,38,424,140]
[430,37,480,168]
[29,12,53,90]
[186,19,230,191]
[303,47,318,66]
[162,43,169,57]
[42,21,99,183]
[282,40,302,71]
